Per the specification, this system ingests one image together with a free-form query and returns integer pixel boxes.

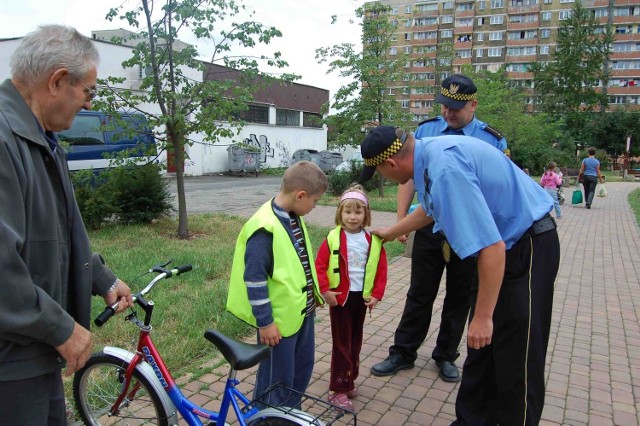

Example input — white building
[0,35,330,175]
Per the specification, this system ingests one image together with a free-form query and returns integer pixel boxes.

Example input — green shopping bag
[572,185,583,205]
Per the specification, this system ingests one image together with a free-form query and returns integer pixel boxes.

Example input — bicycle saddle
[204,329,271,370]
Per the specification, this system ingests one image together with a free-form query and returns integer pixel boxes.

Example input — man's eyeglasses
[79,80,97,102]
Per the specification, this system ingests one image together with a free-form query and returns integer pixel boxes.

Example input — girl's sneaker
[328,392,354,410]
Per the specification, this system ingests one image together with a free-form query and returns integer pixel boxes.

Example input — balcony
[505,54,537,62]
[507,21,539,30]
[582,0,611,7]
[507,5,540,14]
[611,51,640,60]
[412,10,439,18]
[453,57,473,65]
[607,85,640,95]
[613,16,640,25]
[456,10,475,18]
[505,71,534,79]
[454,40,473,49]
[506,38,539,46]
[614,33,640,41]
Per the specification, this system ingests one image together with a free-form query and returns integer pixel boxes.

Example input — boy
[226,161,328,408]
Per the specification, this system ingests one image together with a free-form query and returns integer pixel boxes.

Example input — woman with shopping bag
[577,147,605,209]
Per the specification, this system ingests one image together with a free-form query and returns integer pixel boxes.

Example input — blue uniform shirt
[414,136,553,259]
[414,116,507,153]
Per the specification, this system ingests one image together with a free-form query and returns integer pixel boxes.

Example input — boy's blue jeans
[254,314,315,408]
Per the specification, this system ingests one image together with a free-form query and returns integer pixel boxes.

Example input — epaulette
[418,116,441,126]
[481,124,504,141]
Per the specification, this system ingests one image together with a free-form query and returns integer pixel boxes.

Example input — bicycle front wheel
[73,353,169,425]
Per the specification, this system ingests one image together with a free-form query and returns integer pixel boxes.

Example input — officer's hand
[467,315,493,350]
[371,227,396,243]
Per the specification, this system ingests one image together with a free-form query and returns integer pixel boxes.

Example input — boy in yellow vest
[226,160,328,408]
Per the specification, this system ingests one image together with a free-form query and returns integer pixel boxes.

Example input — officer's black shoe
[436,360,461,382]
[370,353,414,376]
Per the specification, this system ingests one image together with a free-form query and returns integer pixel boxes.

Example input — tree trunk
[169,129,189,238]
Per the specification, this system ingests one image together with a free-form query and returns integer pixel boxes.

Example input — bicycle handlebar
[94,263,193,327]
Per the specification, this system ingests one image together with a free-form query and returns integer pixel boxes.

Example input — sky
[0,0,365,99]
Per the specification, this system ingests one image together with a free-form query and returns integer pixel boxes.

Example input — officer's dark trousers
[390,222,476,363]
[453,229,560,426]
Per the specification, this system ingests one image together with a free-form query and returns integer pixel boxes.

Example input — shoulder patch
[418,116,440,126]
[482,124,504,140]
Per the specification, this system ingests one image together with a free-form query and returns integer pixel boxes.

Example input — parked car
[335,152,363,172]
[57,110,157,172]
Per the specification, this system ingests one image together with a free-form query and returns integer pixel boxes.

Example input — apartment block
[375,0,640,121]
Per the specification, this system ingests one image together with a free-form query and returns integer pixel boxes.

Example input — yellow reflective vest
[325,227,382,299]
[226,200,323,337]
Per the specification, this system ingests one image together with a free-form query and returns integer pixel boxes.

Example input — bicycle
[73,261,356,425]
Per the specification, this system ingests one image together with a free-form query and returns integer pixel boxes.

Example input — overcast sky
[0,0,364,99]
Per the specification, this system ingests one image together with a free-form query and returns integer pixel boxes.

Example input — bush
[107,163,174,224]
[71,170,115,229]
[72,164,173,228]
[327,161,377,196]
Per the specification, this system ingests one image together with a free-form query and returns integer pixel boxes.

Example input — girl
[540,161,562,219]
[315,184,387,410]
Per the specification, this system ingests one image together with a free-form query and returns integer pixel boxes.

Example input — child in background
[315,184,388,410]
[540,161,563,219]
[226,161,328,408]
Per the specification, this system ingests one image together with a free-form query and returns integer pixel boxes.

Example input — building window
[405,32,411,40]
[391,34,397,41]
[405,19,412,27]
[391,7,398,15]
[416,3,438,12]
[405,5,412,13]
[442,15,454,24]
[479,1,486,9]
[441,29,453,38]
[456,3,474,11]
[389,47,397,55]
[489,31,503,40]
[490,15,504,24]
[276,108,300,126]
[477,32,485,41]
[443,2,454,9]
[542,11,552,21]
[477,17,485,25]
[540,45,550,54]
[507,46,536,55]
[456,18,474,27]
[593,8,608,18]
[559,10,572,20]
[458,49,472,58]
[477,48,484,57]
[506,63,529,72]
[415,17,438,26]
[401,100,410,108]
[540,28,551,38]
[404,46,412,54]
[491,0,504,8]
[560,0,574,3]
[488,47,503,57]
[303,112,322,128]
[236,104,269,124]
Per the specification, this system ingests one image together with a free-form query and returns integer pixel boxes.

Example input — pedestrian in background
[578,147,604,209]
[540,161,563,219]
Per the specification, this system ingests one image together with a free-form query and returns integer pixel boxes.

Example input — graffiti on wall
[243,133,290,167]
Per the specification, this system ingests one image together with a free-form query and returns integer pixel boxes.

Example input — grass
[629,187,640,225]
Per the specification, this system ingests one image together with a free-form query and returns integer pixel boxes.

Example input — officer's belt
[518,214,556,242]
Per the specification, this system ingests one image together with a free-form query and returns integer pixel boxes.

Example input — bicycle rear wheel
[247,408,325,425]
[73,353,169,425]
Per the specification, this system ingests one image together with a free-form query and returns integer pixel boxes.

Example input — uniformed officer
[370,74,508,383]
[360,126,559,426]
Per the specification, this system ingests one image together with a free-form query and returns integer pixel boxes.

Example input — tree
[462,66,567,174]
[99,0,292,238]
[581,110,640,169]
[530,0,614,133]
[316,2,413,195]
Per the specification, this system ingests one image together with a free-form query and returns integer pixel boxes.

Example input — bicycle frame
[109,321,261,426]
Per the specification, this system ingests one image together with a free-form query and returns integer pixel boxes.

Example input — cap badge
[449,83,459,94]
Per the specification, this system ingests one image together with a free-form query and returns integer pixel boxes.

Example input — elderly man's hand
[371,227,398,243]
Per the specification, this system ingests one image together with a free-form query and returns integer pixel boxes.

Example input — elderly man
[361,126,559,425]
[0,25,133,424]
[371,74,508,382]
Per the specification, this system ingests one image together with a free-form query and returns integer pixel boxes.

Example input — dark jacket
[0,79,116,380]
